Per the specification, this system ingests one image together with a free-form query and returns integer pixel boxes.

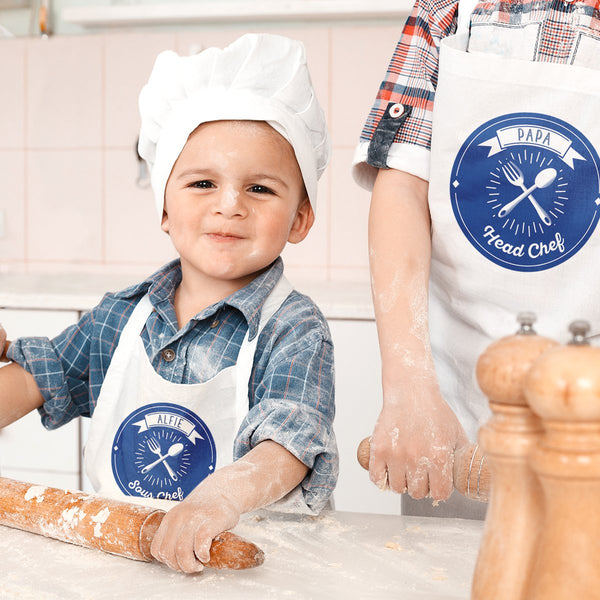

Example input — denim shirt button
[162,348,176,362]
[389,103,404,118]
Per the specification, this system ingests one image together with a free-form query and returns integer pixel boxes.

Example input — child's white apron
[427,1,600,440]
[83,276,293,504]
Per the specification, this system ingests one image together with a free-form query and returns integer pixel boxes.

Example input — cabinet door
[328,319,400,515]
[0,308,81,488]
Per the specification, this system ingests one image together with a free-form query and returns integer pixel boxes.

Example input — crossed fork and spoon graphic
[141,437,184,481]
[498,162,557,226]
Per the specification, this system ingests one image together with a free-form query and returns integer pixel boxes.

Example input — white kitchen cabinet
[0,307,82,489]
[328,319,401,515]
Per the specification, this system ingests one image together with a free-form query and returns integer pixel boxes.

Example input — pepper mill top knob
[517,311,537,335]
[568,319,591,345]
[476,313,558,407]
[525,341,600,422]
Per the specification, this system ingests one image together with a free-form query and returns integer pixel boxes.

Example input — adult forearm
[368,168,435,390]
[0,362,44,429]
[367,168,468,499]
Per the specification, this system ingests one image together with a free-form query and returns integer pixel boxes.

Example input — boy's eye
[248,184,275,195]
[191,180,214,189]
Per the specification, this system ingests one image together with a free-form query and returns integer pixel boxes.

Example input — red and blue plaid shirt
[355,0,600,185]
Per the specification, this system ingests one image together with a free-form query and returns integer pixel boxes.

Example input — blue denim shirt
[8,257,338,512]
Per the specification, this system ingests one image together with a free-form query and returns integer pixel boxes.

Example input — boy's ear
[288,197,315,244]
[160,207,169,233]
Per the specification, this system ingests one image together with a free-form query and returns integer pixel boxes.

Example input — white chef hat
[138,33,330,221]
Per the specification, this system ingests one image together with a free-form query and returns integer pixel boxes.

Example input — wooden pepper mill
[471,312,558,600]
[524,320,600,600]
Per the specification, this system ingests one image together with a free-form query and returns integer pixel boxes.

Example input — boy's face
[162,120,313,289]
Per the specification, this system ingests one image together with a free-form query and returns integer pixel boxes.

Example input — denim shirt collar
[113,257,285,340]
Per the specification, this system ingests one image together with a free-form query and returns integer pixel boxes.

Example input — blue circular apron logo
[450,112,600,271]
[111,402,216,501]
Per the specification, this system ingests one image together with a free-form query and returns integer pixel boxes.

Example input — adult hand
[368,381,468,501]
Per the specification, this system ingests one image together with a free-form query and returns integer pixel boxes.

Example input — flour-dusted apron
[427,2,600,441]
[84,276,293,505]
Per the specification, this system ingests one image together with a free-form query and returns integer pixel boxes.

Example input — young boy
[353,0,600,517]
[0,33,337,573]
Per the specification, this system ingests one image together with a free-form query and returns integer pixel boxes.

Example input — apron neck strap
[255,275,294,331]
[234,273,294,420]
[456,0,478,37]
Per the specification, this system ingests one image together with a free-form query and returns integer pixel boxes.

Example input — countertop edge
[0,273,375,321]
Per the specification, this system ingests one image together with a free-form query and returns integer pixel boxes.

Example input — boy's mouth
[206,232,244,242]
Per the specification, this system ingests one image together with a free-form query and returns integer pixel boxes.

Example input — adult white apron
[427,3,600,441]
[84,276,293,505]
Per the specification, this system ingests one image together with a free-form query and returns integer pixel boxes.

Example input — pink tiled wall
[0,24,402,284]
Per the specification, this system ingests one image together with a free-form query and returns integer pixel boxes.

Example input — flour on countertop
[0,510,483,599]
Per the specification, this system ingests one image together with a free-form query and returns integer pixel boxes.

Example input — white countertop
[0,272,374,320]
[1,510,483,599]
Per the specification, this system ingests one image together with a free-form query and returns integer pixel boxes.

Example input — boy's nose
[214,187,245,217]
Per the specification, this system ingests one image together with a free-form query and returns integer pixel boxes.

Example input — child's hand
[151,486,241,573]
[151,441,308,573]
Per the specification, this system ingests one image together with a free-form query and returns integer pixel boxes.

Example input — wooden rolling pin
[0,477,264,569]
[357,437,490,501]
[0,329,10,362]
